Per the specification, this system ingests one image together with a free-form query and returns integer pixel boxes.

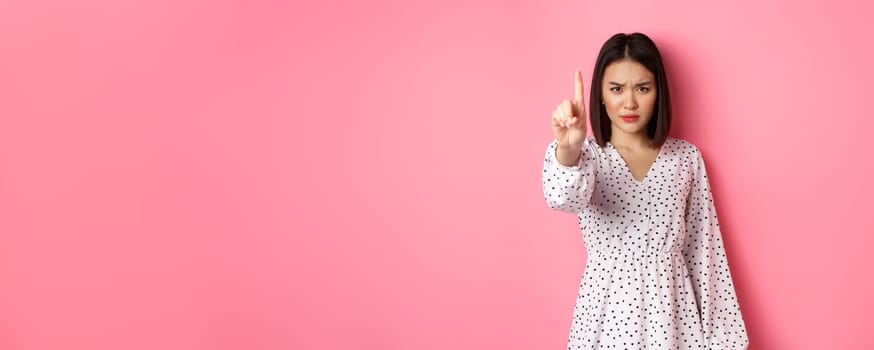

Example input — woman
[542,33,749,349]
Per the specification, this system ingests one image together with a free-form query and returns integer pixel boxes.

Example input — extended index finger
[574,69,585,107]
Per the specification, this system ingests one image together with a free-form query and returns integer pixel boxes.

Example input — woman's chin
[612,124,648,136]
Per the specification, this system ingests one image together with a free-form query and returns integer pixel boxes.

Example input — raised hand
[551,69,588,151]
[552,69,587,165]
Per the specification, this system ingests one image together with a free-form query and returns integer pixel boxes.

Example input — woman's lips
[621,115,639,123]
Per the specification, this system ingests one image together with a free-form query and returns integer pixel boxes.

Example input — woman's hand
[551,70,588,165]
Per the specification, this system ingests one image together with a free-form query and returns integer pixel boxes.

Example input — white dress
[542,136,748,350]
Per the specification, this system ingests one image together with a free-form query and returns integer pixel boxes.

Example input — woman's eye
[610,87,621,92]
[638,87,651,92]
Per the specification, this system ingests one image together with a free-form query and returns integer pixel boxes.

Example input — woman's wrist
[555,145,582,167]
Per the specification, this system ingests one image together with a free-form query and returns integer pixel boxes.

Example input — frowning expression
[601,59,657,136]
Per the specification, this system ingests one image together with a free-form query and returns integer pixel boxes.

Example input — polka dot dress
[542,136,748,350]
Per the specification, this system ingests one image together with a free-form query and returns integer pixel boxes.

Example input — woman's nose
[623,93,638,110]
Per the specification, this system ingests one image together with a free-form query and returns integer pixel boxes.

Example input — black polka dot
[542,136,748,349]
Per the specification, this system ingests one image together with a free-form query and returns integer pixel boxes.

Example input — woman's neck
[609,127,652,150]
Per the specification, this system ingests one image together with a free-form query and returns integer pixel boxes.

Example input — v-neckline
[607,141,665,184]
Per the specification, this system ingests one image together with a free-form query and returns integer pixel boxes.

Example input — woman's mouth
[621,115,640,123]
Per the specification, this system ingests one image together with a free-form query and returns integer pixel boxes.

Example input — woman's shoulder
[583,135,607,152]
[662,137,702,163]
[664,137,703,159]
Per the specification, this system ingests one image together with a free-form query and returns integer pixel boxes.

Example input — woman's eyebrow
[607,81,653,86]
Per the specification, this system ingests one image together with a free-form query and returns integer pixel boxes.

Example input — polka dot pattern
[542,136,748,349]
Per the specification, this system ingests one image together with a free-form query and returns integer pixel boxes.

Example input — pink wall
[1,0,872,349]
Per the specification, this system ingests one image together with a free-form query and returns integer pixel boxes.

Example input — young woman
[542,33,749,349]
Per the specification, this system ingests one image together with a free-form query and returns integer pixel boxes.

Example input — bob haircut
[589,32,671,148]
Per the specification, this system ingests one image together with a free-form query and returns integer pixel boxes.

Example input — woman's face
[601,59,657,137]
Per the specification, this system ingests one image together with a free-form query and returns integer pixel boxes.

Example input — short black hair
[589,32,671,148]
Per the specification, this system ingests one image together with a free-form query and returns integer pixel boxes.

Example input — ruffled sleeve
[541,137,598,214]
[682,148,749,349]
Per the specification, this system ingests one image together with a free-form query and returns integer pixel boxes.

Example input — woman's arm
[543,70,595,214]
[682,148,749,349]
[541,138,598,214]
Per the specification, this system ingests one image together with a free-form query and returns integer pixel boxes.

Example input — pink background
[1,0,872,349]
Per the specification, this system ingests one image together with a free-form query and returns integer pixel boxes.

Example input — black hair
[589,32,671,148]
